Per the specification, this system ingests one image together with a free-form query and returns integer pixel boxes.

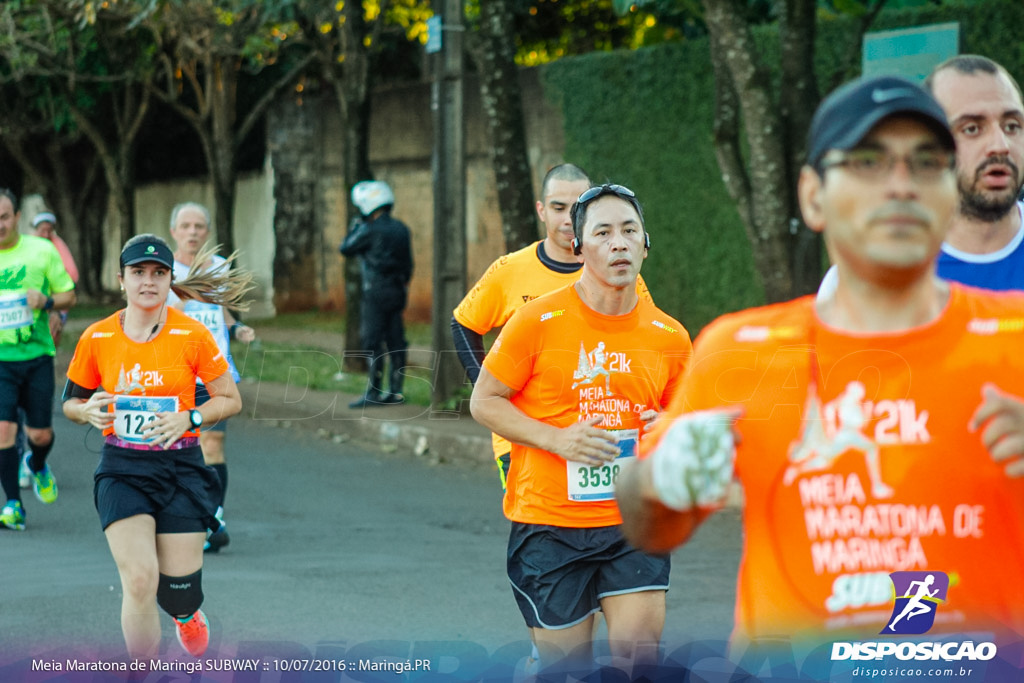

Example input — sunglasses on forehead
[578,183,636,203]
[570,184,641,224]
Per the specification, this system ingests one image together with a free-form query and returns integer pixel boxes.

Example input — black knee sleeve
[157,570,204,618]
[27,437,53,472]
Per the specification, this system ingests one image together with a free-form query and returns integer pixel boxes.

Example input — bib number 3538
[567,428,638,502]
[114,396,179,443]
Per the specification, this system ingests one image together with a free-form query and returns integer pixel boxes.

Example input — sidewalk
[238,324,492,467]
[236,374,494,469]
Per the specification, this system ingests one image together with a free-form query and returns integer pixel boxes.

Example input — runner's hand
[24,290,48,309]
[142,411,192,450]
[639,409,660,436]
[235,325,256,344]
[551,415,620,466]
[649,408,741,510]
[969,383,1024,478]
[79,391,116,431]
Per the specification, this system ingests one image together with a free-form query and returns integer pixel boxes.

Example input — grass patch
[68,303,120,321]
[232,340,439,407]
[248,310,432,346]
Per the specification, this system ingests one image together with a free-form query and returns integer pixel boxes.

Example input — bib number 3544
[567,428,638,502]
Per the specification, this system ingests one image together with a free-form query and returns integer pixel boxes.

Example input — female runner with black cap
[62,233,251,658]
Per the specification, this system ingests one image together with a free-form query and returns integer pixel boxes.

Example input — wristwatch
[188,409,204,428]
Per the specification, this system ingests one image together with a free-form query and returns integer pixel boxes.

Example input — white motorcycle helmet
[351,180,395,217]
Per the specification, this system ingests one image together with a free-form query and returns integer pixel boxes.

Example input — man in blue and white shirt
[168,201,255,552]
[927,55,1024,290]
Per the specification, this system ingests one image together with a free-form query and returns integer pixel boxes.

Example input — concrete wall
[133,164,277,319]
[128,66,565,322]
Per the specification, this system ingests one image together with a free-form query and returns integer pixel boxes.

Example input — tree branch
[236,49,316,145]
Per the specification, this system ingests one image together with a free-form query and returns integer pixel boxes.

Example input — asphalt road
[0,406,743,681]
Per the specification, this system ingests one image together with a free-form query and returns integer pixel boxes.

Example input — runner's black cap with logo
[806,74,955,169]
[119,235,174,269]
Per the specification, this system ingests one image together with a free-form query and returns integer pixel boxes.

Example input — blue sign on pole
[862,22,959,82]
[426,15,442,54]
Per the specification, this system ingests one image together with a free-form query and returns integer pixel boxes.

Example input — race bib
[567,428,639,502]
[113,395,179,444]
[184,301,224,336]
[0,292,32,331]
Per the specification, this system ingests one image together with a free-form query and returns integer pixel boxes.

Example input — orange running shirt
[644,285,1024,643]
[484,282,691,527]
[454,240,653,457]
[66,307,230,439]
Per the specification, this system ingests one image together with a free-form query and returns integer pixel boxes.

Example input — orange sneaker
[174,610,209,657]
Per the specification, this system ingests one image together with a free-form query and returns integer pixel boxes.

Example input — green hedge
[541,0,1024,333]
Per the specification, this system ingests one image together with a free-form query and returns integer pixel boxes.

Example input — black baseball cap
[120,237,174,269]
[806,75,955,168]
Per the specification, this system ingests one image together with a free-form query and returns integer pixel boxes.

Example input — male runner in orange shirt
[617,76,1024,660]
[452,164,651,489]
[472,184,691,676]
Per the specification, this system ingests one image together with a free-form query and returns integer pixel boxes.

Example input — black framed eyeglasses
[570,184,641,225]
[820,148,954,182]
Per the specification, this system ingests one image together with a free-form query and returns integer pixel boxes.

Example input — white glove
[650,409,736,510]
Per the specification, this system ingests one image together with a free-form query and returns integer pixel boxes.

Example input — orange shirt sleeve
[453,256,513,335]
[192,325,231,384]
[66,326,102,390]
[481,307,538,393]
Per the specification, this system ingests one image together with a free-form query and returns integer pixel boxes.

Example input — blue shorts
[507,522,670,630]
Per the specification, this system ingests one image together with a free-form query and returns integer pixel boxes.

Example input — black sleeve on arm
[451,316,486,384]
[62,379,96,402]
[339,219,370,256]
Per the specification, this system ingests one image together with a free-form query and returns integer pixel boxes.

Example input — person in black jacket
[340,180,414,408]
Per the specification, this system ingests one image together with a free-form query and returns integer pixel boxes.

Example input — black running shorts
[94,443,221,533]
[507,522,670,630]
[0,355,55,427]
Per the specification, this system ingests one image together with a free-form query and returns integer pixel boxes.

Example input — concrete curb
[237,379,495,469]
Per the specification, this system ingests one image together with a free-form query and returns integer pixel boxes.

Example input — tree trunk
[704,0,795,303]
[471,0,537,252]
[68,107,137,250]
[5,134,108,297]
[210,56,239,255]
[338,82,373,372]
[778,0,822,295]
[332,0,376,373]
[268,90,322,312]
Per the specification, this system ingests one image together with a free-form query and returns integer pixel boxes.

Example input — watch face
[191,410,202,427]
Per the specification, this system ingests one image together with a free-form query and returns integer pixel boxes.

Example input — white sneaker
[18,453,31,489]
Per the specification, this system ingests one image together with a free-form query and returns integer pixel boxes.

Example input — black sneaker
[348,393,386,408]
[204,525,230,553]
[380,393,405,405]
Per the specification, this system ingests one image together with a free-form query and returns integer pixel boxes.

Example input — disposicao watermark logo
[883,571,948,635]
[830,570,998,663]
